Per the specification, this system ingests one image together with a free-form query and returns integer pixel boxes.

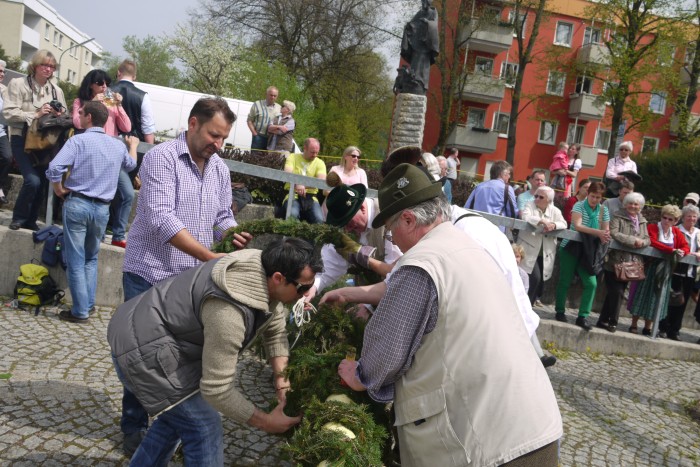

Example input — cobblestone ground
[1,302,699,466]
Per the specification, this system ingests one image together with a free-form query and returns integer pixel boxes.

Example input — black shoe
[642,328,652,336]
[595,321,609,330]
[607,325,617,333]
[668,334,681,341]
[58,309,88,324]
[575,317,592,331]
[123,431,146,457]
[0,195,7,204]
[540,355,557,368]
[9,222,20,230]
[555,313,568,323]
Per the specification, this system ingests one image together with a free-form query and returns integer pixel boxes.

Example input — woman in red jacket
[628,205,689,335]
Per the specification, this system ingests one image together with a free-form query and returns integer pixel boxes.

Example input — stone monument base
[389,93,427,153]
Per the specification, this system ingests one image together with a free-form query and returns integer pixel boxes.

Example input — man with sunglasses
[108,237,322,465]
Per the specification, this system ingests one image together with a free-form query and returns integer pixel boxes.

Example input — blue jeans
[112,358,224,466]
[251,134,268,150]
[111,170,134,241]
[62,196,109,318]
[120,272,154,436]
[284,197,324,224]
[444,178,453,204]
[11,135,48,227]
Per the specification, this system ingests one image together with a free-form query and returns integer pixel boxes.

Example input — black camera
[49,100,64,112]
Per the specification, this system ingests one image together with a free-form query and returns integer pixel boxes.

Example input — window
[642,137,659,153]
[583,27,601,45]
[685,45,696,66]
[595,129,611,151]
[483,7,502,24]
[69,42,75,57]
[475,57,494,76]
[467,108,487,129]
[546,71,566,96]
[53,31,58,46]
[567,124,585,144]
[85,50,90,65]
[58,34,63,49]
[507,10,527,38]
[493,112,510,136]
[66,70,73,83]
[649,91,667,114]
[44,24,50,40]
[500,62,519,87]
[538,121,558,144]
[575,76,594,94]
[554,22,573,46]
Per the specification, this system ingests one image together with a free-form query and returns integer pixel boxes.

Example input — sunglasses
[349,154,361,159]
[287,277,314,294]
[661,216,676,221]
[534,195,547,200]
[93,81,107,86]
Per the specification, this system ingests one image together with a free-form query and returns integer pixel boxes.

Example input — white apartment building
[0,0,103,84]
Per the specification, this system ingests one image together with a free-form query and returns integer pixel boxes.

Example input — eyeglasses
[40,63,56,69]
[93,81,107,86]
[287,277,314,294]
[534,195,547,200]
[350,154,361,159]
[661,216,676,221]
[0,69,5,74]
[619,148,630,152]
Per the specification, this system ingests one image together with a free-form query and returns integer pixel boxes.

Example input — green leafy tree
[672,0,700,146]
[122,35,181,87]
[0,44,24,72]
[583,0,688,156]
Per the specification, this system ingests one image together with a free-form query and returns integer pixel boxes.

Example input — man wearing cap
[304,182,402,315]
[338,164,562,466]
[683,192,699,207]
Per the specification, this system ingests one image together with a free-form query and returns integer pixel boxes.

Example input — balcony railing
[577,145,599,168]
[459,73,505,103]
[568,93,605,120]
[576,43,610,67]
[460,19,513,54]
[445,124,499,154]
[21,24,40,51]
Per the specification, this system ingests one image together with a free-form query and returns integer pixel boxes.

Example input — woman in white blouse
[517,186,567,304]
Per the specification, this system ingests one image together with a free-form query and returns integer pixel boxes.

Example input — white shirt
[451,206,540,336]
[314,200,402,292]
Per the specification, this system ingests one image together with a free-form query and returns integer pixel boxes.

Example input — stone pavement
[1,301,699,466]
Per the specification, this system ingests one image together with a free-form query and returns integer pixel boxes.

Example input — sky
[48,0,195,58]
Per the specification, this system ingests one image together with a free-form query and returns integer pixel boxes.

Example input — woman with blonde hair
[328,146,368,188]
[629,204,689,335]
[2,49,67,231]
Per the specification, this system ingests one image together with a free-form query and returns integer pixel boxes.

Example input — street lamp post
[57,37,95,81]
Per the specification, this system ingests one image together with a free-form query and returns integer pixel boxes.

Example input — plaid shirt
[357,266,438,403]
[123,132,236,284]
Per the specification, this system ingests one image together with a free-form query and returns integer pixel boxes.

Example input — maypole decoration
[214,219,394,466]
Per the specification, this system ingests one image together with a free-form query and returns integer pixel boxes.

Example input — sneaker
[554,313,568,323]
[575,317,592,331]
[534,299,544,308]
[111,239,127,248]
[540,355,557,368]
[58,309,88,324]
[123,431,146,457]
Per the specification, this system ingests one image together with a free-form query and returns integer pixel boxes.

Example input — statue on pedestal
[395,0,439,96]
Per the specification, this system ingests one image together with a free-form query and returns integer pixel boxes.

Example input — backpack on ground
[13,263,64,315]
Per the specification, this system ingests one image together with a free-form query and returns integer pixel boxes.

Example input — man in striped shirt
[247,86,281,151]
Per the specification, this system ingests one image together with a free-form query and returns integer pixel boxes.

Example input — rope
[289,297,317,349]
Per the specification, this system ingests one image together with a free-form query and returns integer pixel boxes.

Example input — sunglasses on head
[287,277,314,294]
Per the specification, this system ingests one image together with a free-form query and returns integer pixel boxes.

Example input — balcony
[578,145,598,168]
[669,113,700,136]
[576,43,610,67]
[445,124,498,154]
[461,19,513,55]
[459,73,505,103]
[568,93,605,120]
[21,24,40,51]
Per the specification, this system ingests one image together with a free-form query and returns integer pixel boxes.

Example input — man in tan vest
[338,164,562,467]
[304,182,401,319]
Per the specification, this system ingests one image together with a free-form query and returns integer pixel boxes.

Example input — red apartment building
[420,0,698,183]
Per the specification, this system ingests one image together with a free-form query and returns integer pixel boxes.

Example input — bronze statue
[396,0,439,95]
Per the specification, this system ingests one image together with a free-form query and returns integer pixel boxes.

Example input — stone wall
[389,93,427,152]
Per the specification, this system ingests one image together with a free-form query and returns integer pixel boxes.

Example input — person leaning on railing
[554,181,610,331]
[658,205,700,340]
[597,192,649,333]
[628,204,689,336]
